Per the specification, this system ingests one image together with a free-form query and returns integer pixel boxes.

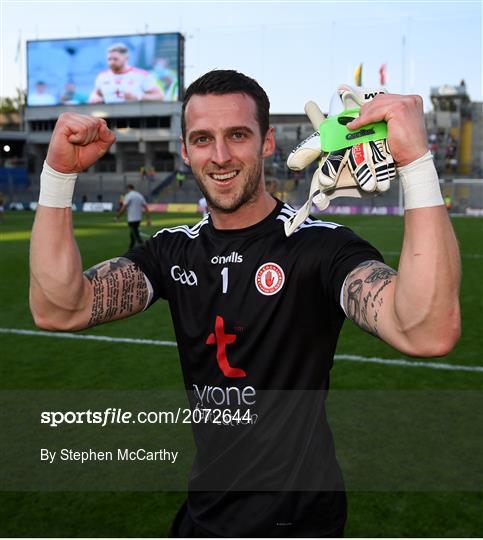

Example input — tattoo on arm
[343,260,397,336]
[84,257,148,327]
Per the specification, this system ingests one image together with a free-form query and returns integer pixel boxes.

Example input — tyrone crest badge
[255,263,285,296]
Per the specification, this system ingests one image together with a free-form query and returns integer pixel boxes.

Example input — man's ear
[262,127,276,158]
[180,136,190,165]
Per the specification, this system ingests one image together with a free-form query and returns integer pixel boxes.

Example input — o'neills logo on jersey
[255,262,285,296]
[211,252,243,265]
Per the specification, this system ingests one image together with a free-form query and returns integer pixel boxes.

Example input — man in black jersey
[30,70,461,537]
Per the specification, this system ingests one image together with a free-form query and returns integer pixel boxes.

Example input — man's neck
[209,191,277,230]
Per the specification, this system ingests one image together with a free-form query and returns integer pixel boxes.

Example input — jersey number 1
[221,267,228,294]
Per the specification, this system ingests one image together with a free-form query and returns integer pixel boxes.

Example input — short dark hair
[181,70,270,141]
[127,184,135,190]
[108,43,129,55]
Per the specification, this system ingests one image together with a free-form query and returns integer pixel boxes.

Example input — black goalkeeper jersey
[124,200,383,537]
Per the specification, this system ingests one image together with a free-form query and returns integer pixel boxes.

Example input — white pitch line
[382,251,483,260]
[0,327,177,347]
[335,354,483,373]
[1,327,483,374]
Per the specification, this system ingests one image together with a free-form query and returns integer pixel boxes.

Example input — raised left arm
[342,94,461,357]
[343,216,460,357]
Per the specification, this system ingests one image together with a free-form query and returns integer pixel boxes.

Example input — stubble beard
[194,158,264,214]
[110,59,127,74]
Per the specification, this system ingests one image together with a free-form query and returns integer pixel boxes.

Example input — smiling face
[181,93,275,220]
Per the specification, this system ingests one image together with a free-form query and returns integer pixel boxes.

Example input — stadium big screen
[27,32,184,106]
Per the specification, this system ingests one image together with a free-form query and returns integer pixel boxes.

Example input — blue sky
[0,0,481,112]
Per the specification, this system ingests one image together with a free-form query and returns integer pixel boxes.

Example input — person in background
[150,57,179,101]
[28,81,56,106]
[265,177,278,196]
[60,82,87,105]
[113,193,124,222]
[444,194,453,211]
[146,167,156,183]
[117,184,151,248]
[176,170,186,189]
[198,196,208,216]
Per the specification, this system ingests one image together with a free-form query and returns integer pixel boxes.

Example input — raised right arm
[30,208,149,330]
[29,112,149,331]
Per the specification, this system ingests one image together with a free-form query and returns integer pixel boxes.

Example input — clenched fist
[46,112,116,174]
[347,94,429,167]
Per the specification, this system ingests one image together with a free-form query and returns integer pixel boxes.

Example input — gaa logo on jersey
[255,262,285,296]
[170,265,198,286]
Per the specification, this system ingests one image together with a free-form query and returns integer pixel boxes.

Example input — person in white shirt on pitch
[117,184,151,248]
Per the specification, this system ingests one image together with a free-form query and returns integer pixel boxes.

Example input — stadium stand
[1,81,482,213]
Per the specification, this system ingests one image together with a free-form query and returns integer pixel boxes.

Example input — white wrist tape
[397,151,444,210]
[38,161,78,208]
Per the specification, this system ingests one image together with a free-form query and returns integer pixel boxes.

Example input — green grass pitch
[0,211,482,537]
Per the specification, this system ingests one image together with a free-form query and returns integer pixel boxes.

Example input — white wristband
[38,161,78,208]
[397,151,444,210]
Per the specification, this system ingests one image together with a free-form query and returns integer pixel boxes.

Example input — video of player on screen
[27,32,183,106]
